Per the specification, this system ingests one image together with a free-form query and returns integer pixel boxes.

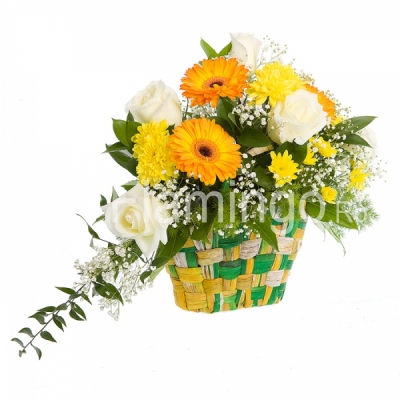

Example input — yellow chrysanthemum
[180,57,249,108]
[132,120,176,186]
[349,164,370,191]
[247,62,304,107]
[268,150,300,187]
[321,186,338,204]
[303,145,317,165]
[310,137,337,158]
[305,84,336,121]
[168,118,242,186]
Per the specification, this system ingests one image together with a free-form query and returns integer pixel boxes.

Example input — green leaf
[112,119,129,146]
[69,309,84,321]
[121,180,138,191]
[237,128,271,147]
[213,117,234,136]
[40,331,57,343]
[111,186,119,201]
[29,312,46,325]
[19,349,26,357]
[254,166,274,190]
[56,303,68,311]
[100,194,107,207]
[149,266,165,282]
[55,287,75,295]
[227,112,240,128]
[103,142,129,154]
[139,269,152,284]
[216,98,234,130]
[107,148,137,176]
[343,134,372,148]
[153,226,190,267]
[200,38,218,59]
[191,209,218,242]
[53,315,66,331]
[334,116,376,136]
[93,214,105,225]
[19,328,34,338]
[81,293,92,305]
[275,142,295,155]
[93,281,124,305]
[69,292,81,300]
[76,214,101,240]
[217,41,232,57]
[311,218,347,255]
[252,216,279,251]
[31,344,42,360]
[292,143,308,164]
[126,111,134,121]
[72,303,86,320]
[126,120,141,148]
[11,338,24,347]
[38,306,56,313]
[305,202,358,230]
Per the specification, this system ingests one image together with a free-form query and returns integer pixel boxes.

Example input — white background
[1,1,399,399]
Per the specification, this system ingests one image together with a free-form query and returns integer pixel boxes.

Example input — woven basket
[166,218,307,313]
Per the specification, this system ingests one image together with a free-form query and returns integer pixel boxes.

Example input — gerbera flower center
[203,76,228,89]
[193,139,220,161]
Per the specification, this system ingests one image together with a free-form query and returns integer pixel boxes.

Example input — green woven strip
[178,246,197,253]
[277,282,286,298]
[219,260,242,268]
[212,232,219,248]
[240,260,247,274]
[253,254,275,274]
[213,263,220,278]
[219,232,246,248]
[286,219,299,237]
[224,293,237,310]
[286,260,295,270]
[259,239,271,254]
[167,265,179,278]
[251,286,266,301]
[235,289,243,307]
[213,294,220,313]
[298,220,307,229]
[267,287,279,305]
[219,265,241,280]
[279,255,289,270]
[185,252,198,268]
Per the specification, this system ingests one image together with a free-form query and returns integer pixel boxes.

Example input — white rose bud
[229,32,261,75]
[268,89,328,145]
[125,80,182,126]
[102,184,171,256]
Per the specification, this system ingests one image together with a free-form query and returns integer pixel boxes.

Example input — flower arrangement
[12,33,384,359]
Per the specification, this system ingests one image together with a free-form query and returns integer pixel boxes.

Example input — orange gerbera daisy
[180,57,249,108]
[168,118,242,186]
[305,84,336,121]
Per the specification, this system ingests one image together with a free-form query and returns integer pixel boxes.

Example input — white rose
[229,32,261,75]
[268,89,328,145]
[125,80,182,126]
[102,184,171,256]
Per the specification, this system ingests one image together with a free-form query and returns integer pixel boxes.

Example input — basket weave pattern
[166,219,307,313]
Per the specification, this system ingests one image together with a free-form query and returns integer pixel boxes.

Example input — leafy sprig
[12,285,91,359]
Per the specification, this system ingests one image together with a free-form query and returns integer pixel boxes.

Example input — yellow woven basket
[165,218,307,313]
